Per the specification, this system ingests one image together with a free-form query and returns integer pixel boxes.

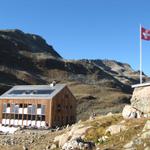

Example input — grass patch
[84,114,123,143]
[83,114,149,149]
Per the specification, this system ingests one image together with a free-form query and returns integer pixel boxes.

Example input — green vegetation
[84,114,122,143]
[83,115,149,149]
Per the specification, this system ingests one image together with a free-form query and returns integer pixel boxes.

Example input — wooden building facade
[0,84,76,128]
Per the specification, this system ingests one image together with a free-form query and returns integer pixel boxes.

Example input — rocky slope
[52,114,150,150]
[0,114,149,150]
[0,29,149,120]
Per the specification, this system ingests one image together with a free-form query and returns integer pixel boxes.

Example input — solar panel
[9,90,26,95]
[36,90,54,94]
[8,89,54,95]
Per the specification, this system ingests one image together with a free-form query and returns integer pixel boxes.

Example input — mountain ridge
[0,29,149,120]
[0,29,62,58]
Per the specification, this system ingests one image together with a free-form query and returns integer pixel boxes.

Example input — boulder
[54,124,92,148]
[122,105,142,119]
[106,112,113,116]
[131,86,150,114]
[54,133,70,147]
[50,144,57,150]
[123,141,134,149]
[106,124,127,135]
[62,138,95,150]
[70,126,92,140]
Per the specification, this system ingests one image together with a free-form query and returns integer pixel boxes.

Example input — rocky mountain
[0,29,61,57]
[0,29,149,120]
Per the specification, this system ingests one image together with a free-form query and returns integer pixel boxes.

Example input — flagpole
[140,24,142,84]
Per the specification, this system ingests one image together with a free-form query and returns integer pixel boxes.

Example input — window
[37,115,41,121]
[32,105,36,115]
[19,104,23,108]
[19,114,22,120]
[36,115,45,121]
[14,105,19,114]
[41,115,45,121]
[32,115,36,120]
[37,104,41,108]
[11,103,15,113]
[10,114,14,119]
[24,114,27,120]
[6,114,10,119]
[3,103,7,113]
[2,113,5,118]
[27,105,32,114]
[28,115,31,120]
[24,104,28,107]
[7,103,10,107]
[41,105,45,115]
[15,114,18,119]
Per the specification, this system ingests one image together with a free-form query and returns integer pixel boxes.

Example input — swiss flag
[141,27,150,40]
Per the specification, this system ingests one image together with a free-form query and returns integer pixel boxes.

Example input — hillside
[0,29,149,120]
[0,113,149,150]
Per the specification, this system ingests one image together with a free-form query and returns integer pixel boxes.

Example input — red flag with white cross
[141,27,150,40]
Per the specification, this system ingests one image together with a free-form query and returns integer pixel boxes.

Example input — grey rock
[124,141,134,149]
[46,145,51,149]
[131,86,150,114]
[23,145,28,150]
[62,138,95,150]
[106,124,127,135]
[134,138,143,145]
[50,144,57,150]
[122,105,142,119]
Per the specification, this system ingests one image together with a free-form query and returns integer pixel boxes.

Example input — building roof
[0,84,66,99]
[132,82,150,88]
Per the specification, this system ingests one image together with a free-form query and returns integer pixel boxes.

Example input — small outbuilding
[0,84,76,128]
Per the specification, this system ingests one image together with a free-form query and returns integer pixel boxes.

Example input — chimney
[50,81,56,87]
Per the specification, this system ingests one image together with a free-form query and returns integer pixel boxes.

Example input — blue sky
[0,0,150,75]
